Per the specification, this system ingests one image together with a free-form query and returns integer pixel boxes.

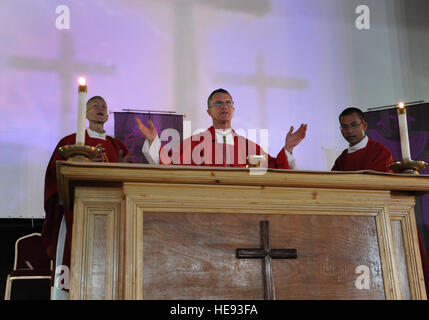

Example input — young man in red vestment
[137,88,307,169]
[41,96,130,299]
[332,107,394,172]
[332,107,429,296]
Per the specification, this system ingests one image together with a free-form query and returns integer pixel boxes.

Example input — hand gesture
[284,124,307,153]
[118,149,132,163]
[136,118,158,144]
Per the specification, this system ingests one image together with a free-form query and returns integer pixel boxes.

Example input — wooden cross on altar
[236,220,297,300]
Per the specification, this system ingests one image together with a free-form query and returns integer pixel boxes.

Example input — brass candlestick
[59,144,103,162]
[389,159,427,175]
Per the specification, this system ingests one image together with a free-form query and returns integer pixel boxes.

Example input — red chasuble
[331,139,394,172]
[41,130,128,277]
[159,126,290,169]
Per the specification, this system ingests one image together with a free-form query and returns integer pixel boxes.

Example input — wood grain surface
[64,167,427,300]
[142,212,384,299]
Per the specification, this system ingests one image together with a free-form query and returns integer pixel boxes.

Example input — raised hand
[135,118,158,144]
[284,123,307,153]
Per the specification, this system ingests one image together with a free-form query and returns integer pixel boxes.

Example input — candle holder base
[245,155,268,168]
[59,144,103,162]
[389,160,427,175]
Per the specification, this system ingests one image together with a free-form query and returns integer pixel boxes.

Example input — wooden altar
[56,161,428,300]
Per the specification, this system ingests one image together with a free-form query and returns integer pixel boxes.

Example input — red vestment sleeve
[42,134,75,263]
[268,148,290,169]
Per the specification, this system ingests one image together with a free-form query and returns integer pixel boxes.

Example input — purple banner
[114,112,183,164]
[365,103,429,229]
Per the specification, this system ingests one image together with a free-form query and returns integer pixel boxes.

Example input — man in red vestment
[332,107,394,172]
[41,96,129,297]
[332,107,429,296]
[137,88,307,169]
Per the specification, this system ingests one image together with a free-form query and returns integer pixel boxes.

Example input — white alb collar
[214,128,234,145]
[87,128,106,140]
[348,135,368,153]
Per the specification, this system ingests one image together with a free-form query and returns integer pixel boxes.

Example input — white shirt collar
[87,128,106,140]
[348,135,368,153]
[214,128,234,145]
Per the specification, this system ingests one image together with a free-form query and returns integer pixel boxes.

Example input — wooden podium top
[56,161,429,210]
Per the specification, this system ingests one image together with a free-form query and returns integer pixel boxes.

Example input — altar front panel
[60,164,427,300]
[123,183,400,300]
[142,211,385,299]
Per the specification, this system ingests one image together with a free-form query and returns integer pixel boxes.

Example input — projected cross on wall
[172,0,272,119]
[8,32,115,130]
[214,55,308,129]
[120,0,272,122]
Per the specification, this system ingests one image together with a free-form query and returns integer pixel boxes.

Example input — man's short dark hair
[86,96,106,110]
[87,96,106,106]
[207,88,232,108]
[339,107,365,122]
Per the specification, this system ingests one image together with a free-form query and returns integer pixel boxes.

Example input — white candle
[397,102,411,161]
[76,77,87,145]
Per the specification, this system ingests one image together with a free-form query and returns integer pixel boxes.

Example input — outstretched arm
[284,123,307,154]
[136,118,158,145]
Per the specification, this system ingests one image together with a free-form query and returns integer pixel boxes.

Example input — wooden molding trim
[70,187,122,300]
[57,162,429,210]
[389,196,427,300]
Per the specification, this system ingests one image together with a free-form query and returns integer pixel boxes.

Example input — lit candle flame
[78,77,86,86]
[398,102,405,109]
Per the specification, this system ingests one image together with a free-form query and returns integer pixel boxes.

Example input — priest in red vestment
[332,107,394,172]
[137,88,307,169]
[41,96,129,297]
[332,107,429,296]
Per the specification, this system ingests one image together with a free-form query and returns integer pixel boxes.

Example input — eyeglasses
[340,122,363,130]
[90,103,107,110]
[211,100,234,108]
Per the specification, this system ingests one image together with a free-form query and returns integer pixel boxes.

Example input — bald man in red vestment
[137,88,307,170]
[41,96,129,298]
[332,107,429,296]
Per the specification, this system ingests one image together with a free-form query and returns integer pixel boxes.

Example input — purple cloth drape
[114,112,183,164]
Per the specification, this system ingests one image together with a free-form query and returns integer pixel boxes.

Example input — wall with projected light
[0,0,428,218]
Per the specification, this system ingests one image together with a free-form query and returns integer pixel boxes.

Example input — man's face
[86,98,108,123]
[339,112,368,146]
[207,92,234,122]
